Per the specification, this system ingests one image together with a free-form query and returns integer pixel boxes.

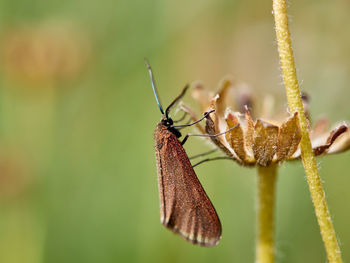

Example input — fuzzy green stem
[256,164,277,263]
[272,0,342,262]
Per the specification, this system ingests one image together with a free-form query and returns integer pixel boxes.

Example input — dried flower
[184,77,350,167]
[1,21,90,86]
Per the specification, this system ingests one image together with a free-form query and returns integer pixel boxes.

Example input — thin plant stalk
[272,0,343,262]
[256,164,278,263]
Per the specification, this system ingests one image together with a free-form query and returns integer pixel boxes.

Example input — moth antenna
[165,85,189,119]
[145,58,165,115]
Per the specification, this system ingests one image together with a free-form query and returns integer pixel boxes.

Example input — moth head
[161,116,174,127]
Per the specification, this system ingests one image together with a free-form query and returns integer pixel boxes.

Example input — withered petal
[313,125,348,156]
[245,107,255,157]
[225,112,248,162]
[205,114,239,162]
[208,95,220,133]
[276,112,302,161]
[311,117,330,138]
[328,129,350,154]
[253,119,279,166]
[205,112,219,135]
[192,82,214,113]
[216,76,234,117]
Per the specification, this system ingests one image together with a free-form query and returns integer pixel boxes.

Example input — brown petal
[328,129,350,154]
[253,119,279,166]
[313,125,348,156]
[208,95,220,133]
[192,82,213,113]
[245,107,254,156]
[205,113,238,162]
[205,111,219,135]
[311,117,329,138]
[225,112,247,162]
[216,76,234,116]
[225,111,240,127]
[276,112,302,161]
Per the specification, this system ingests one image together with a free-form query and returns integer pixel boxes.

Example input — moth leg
[181,134,189,145]
[192,156,236,168]
[177,116,194,130]
[177,114,194,131]
[189,149,218,160]
[173,111,188,123]
[181,123,239,145]
[173,110,215,129]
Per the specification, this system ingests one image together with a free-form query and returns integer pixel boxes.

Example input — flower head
[2,22,90,86]
[185,77,350,166]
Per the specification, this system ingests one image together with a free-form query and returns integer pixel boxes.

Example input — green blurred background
[0,0,349,262]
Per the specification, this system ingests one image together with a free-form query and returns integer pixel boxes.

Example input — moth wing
[155,131,222,247]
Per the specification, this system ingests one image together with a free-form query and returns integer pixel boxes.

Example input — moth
[146,59,222,247]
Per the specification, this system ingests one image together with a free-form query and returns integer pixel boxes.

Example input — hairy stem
[272,0,342,262]
[256,164,278,263]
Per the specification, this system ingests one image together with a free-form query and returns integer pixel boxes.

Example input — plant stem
[256,164,277,263]
[272,0,342,262]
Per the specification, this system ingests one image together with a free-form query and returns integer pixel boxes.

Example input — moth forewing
[154,123,222,247]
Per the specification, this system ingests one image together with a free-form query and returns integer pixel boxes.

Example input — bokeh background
[0,0,349,262]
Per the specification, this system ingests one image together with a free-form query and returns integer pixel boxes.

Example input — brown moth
[146,59,222,247]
